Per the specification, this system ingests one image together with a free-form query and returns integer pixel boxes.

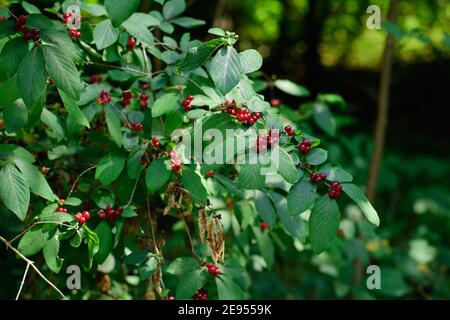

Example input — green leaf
[104,106,123,147]
[105,0,141,27]
[186,109,208,120]
[213,174,245,198]
[151,92,180,117]
[313,102,336,136]
[319,164,353,182]
[0,144,35,163]
[125,250,149,265]
[342,183,380,226]
[216,275,245,299]
[95,221,113,264]
[309,195,340,254]
[64,197,82,206]
[254,226,274,268]
[176,269,206,299]
[43,45,81,101]
[43,232,63,273]
[0,76,21,107]
[179,38,223,72]
[93,19,120,50]
[127,147,145,179]
[83,225,100,268]
[238,164,264,190]
[59,89,90,128]
[0,163,30,221]
[287,177,317,215]
[14,159,56,201]
[22,1,41,14]
[0,37,29,79]
[17,47,47,108]
[4,99,28,133]
[171,17,205,28]
[253,191,277,226]
[18,225,48,256]
[276,146,297,184]
[208,27,226,37]
[146,158,171,192]
[239,49,263,74]
[181,167,208,203]
[306,148,328,165]
[123,13,159,46]
[210,46,241,94]
[95,153,126,186]
[274,79,309,97]
[163,0,186,20]
[166,256,198,275]
[272,192,306,241]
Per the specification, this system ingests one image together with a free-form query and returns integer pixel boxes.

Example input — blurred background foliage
[1,0,449,299]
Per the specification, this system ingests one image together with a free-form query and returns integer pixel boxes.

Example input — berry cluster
[15,15,40,42]
[68,27,81,39]
[90,75,102,84]
[56,207,68,213]
[206,263,221,276]
[194,288,208,300]
[98,205,123,221]
[131,123,144,131]
[169,150,182,173]
[97,90,111,105]
[164,296,175,300]
[259,221,269,231]
[284,125,294,137]
[121,91,132,106]
[223,101,261,125]
[328,182,342,199]
[152,137,160,148]
[62,13,72,24]
[74,211,91,225]
[182,95,194,111]
[0,17,8,21]
[310,172,327,184]
[298,138,312,154]
[256,130,279,152]
[127,37,136,50]
[140,94,149,109]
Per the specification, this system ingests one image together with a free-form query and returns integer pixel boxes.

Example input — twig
[0,4,16,19]
[15,262,31,300]
[146,197,159,255]
[82,61,151,77]
[124,169,145,208]
[0,235,67,299]
[67,165,97,199]
[180,212,202,263]
[9,221,73,244]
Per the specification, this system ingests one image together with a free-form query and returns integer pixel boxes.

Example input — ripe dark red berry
[63,13,72,23]
[152,137,160,148]
[328,181,342,199]
[206,262,221,276]
[132,123,144,131]
[140,94,149,109]
[164,296,175,300]
[81,211,91,220]
[181,95,194,112]
[285,125,294,137]
[260,221,269,231]
[310,172,327,184]
[98,209,106,219]
[194,288,208,300]
[69,27,81,38]
[142,83,150,90]
[207,170,215,177]
[170,150,182,173]
[0,17,8,21]
[298,139,312,154]
[56,208,67,213]
[97,90,111,105]
[127,37,136,50]
[90,75,102,83]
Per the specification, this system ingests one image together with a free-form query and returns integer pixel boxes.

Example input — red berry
[164,296,175,300]
[98,209,106,219]
[81,211,90,220]
[0,17,8,21]
[122,91,132,100]
[127,37,136,50]
[152,137,160,148]
[260,221,269,231]
[78,216,86,224]
[74,212,82,221]
[207,170,215,177]
[132,123,144,131]
[271,98,281,107]
[187,95,194,101]
[56,208,66,213]
[142,83,150,90]
[90,75,102,83]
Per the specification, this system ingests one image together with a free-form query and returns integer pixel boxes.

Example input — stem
[180,213,202,263]
[0,235,67,299]
[125,169,144,208]
[67,165,97,199]
[16,262,31,300]
[366,0,399,203]
[9,221,73,244]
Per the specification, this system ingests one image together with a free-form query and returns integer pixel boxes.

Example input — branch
[16,262,31,300]
[366,0,399,203]
[67,165,97,199]
[0,235,67,300]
